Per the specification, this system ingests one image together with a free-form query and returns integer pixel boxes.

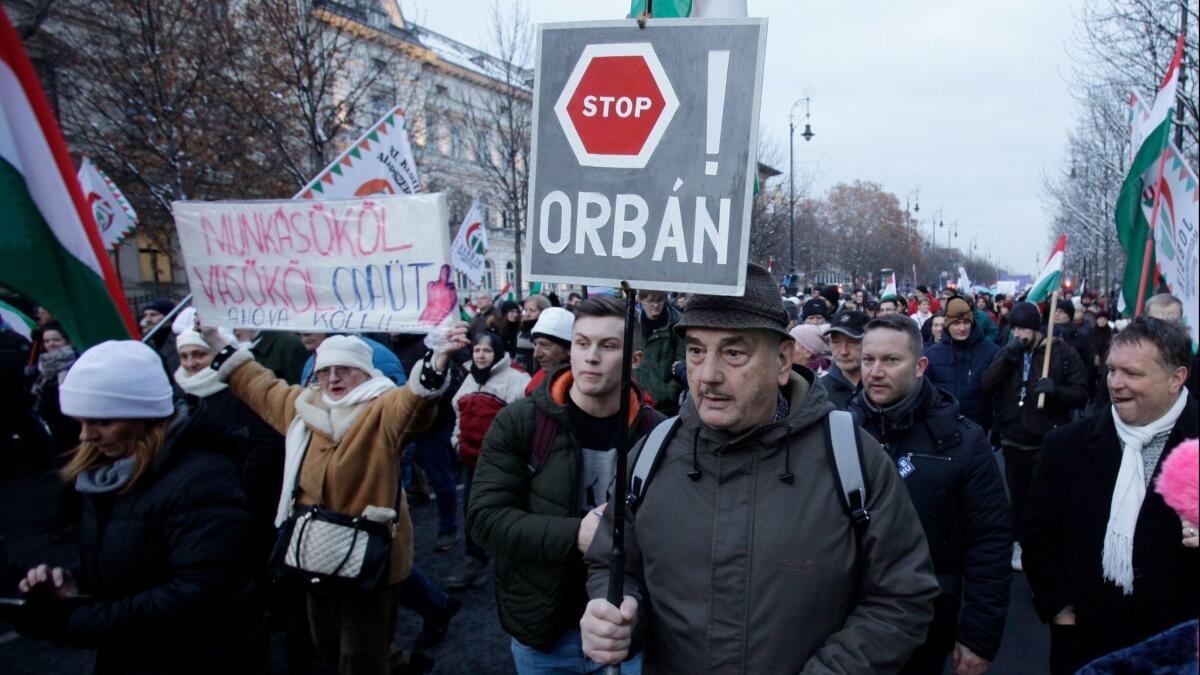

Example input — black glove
[1002,340,1025,362]
[1033,378,1056,397]
[8,586,70,641]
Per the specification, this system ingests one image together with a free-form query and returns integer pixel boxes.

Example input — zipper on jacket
[906,452,951,462]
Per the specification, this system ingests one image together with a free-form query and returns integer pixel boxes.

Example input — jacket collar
[537,365,646,428]
[1088,394,1200,475]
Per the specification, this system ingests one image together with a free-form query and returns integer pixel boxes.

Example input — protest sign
[450,198,488,285]
[296,107,421,199]
[78,157,138,252]
[525,19,767,295]
[173,194,456,332]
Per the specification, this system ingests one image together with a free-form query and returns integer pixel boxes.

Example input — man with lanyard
[981,301,1088,570]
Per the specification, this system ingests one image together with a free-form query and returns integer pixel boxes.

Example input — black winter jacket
[924,324,1000,430]
[817,362,860,410]
[56,413,261,674]
[981,337,1089,447]
[1021,398,1199,649]
[848,379,1012,661]
[184,389,284,567]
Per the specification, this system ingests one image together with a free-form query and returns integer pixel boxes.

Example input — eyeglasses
[314,365,357,381]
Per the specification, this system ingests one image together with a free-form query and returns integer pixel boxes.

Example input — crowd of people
[0,268,1197,675]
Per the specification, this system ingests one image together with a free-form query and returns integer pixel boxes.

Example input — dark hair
[573,296,642,349]
[1109,316,1191,372]
[865,313,924,360]
[41,321,70,343]
[568,292,582,301]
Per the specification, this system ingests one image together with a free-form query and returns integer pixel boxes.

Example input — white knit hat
[175,327,236,351]
[171,307,197,335]
[314,335,374,374]
[59,340,174,419]
[530,307,574,346]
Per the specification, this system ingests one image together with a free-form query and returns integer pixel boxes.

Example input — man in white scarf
[1021,317,1198,675]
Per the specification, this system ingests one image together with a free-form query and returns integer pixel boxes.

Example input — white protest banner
[77,157,137,252]
[1149,141,1199,344]
[173,194,456,332]
[525,19,767,295]
[450,199,488,285]
[296,107,421,199]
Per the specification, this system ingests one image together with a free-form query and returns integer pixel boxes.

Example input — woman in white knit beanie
[12,340,261,672]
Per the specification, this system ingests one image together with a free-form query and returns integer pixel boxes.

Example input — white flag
[450,199,488,285]
[77,157,137,252]
[957,266,972,292]
[1149,141,1199,345]
[296,107,421,199]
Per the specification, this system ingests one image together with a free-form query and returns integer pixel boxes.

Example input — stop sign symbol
[554,43,679,169]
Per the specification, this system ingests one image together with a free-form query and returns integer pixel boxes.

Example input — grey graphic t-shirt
[566,396,625,514]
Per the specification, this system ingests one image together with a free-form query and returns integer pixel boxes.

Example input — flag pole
[140,294,193,344]
[605,281,637,675]
[1037,290,1059,409]
[1134,147,1169,315]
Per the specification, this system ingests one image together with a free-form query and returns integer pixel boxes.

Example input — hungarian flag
[0,298,36,341]
[1028,235,1066,303]
[0,8,137,347]
[628,0,747,17]
[881,272,897,299]
[1116,33,1183,315]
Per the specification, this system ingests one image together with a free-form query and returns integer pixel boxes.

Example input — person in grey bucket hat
[674,263,793,339]
[581,263,938,673]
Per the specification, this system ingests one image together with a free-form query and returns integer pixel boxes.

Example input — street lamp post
[788,96,814,278]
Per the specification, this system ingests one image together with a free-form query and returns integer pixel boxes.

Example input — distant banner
[296,107,421,200]
[450,199,488,285]
[77,157,138,252]
[173,194,455,332]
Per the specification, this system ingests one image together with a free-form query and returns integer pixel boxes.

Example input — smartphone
[0,597,26,607]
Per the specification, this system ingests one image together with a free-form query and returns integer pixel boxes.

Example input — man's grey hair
[865,314,925,361]
[1145,293,1184,319]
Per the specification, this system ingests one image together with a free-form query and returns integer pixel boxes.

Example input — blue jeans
[511,629,642,675]
[406,429,459,536]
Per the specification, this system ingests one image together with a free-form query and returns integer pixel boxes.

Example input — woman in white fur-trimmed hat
[200,323,468,674]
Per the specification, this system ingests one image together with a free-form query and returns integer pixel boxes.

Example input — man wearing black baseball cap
[820,310,870,409]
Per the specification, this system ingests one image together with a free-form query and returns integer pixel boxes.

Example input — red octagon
[554,43,678,169]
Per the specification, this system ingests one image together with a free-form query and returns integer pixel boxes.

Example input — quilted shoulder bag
[268,456,398,594]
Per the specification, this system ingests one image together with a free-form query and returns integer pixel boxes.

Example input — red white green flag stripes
[1115,33,1183,316]
[1028,235,1066,303]
[0,8,137,346]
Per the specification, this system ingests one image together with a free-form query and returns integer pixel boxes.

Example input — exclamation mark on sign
[705,50,730,176]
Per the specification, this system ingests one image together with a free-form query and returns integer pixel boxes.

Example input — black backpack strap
[825,410,870,546]
[528,407,558,475]
[627,416,681,512]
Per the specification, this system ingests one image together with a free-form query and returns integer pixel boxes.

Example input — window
[505,261,515,287]
[484,260,495,290]
[137,234,173,283]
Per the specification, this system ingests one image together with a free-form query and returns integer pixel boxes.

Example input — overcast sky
[402,1,1080,275]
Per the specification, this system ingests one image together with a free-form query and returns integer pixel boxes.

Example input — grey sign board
[524,19,767,296]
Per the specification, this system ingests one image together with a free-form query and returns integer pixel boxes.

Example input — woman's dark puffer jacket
[61,412,262,674]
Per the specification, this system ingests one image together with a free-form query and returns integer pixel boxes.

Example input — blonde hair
[61,418,173,492]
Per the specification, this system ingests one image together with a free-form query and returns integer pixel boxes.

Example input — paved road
[0,463,1050,674]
